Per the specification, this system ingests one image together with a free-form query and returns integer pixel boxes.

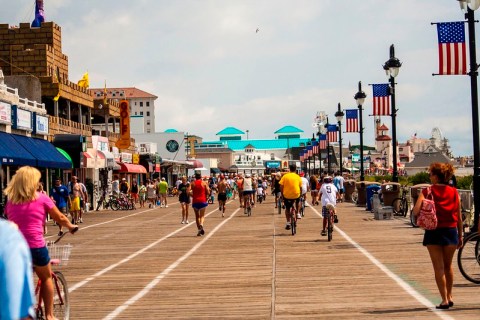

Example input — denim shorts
[423,227,459,246]
[192,202,208,210]
[30,246,50,267]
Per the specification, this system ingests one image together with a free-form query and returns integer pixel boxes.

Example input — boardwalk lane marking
[102,208,241,320]
[69,204,230,293]
[310,206,455,320]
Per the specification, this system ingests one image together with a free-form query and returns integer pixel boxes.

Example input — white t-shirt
[319,183,338,207]
[243,178,253,191]
[300,177,309,195]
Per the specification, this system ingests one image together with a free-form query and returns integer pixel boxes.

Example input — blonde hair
[4,166,41,204]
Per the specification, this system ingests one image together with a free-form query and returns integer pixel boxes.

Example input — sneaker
[244,210,247,214]
[165,205,168,208]
[297,213,302,219]
[200,227,205,235]
[321,230,327,236]
[181,220,185,224]
[186,220,189,224]
[58,231,64,236]
[197,229,202,236]
[334,215,339,223]
[79,218,83,223]
[285,223,291,230]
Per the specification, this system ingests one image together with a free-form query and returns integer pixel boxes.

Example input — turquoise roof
[202,138,311,151]
[164,129,178,133]
[274,125,304,134]
[216,127,245,136]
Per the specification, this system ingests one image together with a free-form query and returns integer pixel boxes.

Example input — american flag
[319,134,327,149]
[312,140,319,155]
[345,109,359,132]
[437,22,467,75]
[327,124,337,142]
[299,150,304,162]
[307,145,313,157]
[372,84,390,116]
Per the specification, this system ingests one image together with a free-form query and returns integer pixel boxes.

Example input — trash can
[381,182,401,206]
[410,183,431,207]
[344,180,356,202]
[366,184,381,212]
[356,181,380,206]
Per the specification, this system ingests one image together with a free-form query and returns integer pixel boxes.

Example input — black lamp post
[325,117,331,174]
[307,141,312,176]
[459,0,480,232]
[311,134,317,175]
[335,103,344,175]
[354,81,367,181]
[382,44,402,182]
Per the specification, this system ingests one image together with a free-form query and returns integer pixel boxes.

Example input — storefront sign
[116,100,130,149]
[265,161,280,168]
[121,152,132,163]
[132,153,139,164]
[12,106,32,131]
[0,101,12,124]
[33,113,49,135]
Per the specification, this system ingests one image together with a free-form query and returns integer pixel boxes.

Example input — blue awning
[0,131,37,166]
[10,134,72,169]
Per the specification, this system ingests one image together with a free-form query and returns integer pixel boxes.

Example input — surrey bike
[324,203,337,242]
[35,227,78,320]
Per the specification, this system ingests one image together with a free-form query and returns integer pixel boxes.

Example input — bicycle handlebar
[52,226,79,244]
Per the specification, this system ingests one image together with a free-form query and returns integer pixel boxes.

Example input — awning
[52,134,84,168]
[116,162,147,173]
[81,151,106,169]
[10,134,71,169]
[56,147,73,168]
[0,131,36,166]
[98,150,115,169]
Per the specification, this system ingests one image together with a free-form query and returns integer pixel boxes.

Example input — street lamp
[458,0,480,232]
[382,44,402,182]
[335,103,344,175]
[354,81,367,181]
[311,134,317,176]
[307,140,312,176]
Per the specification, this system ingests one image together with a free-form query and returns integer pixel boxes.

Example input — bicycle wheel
[111,200,120,211]
[401,198,408,217]
[247,206,251,216]
[277,198,282,215]
[53,271,70,319]
[458,232,480,284]
[291,209,296,236]
[410,210,419,228]
[351,191,358,204]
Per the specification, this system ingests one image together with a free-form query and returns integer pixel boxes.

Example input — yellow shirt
[279,172,302,199]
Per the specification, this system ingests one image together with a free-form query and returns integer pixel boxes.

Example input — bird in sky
[256,28,259,33]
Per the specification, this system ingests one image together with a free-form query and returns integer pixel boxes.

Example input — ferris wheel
[431,127,443,147]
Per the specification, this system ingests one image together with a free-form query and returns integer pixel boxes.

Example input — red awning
[116,162,147,173]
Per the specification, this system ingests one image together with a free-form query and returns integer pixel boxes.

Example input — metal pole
[467,7,480,232]
[326,117,331,174]
[337,103,343,175]
[312,134,316,175]
[390,74,398,182]
[318,134,322,176]
[359,100,365,181]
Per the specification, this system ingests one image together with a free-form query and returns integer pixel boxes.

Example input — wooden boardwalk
[45,196,480,319]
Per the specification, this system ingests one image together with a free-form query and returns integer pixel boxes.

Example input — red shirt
[192,179,207,204]
[422,184,459,228]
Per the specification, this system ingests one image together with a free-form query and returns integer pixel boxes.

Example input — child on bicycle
[319,176,338,236]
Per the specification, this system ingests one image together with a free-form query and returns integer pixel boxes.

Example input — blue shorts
[30,246,50,267]
[192,202,208,210]
[423,227,459,246]
[322,206,335,218]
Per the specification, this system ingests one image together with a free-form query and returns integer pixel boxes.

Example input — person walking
[130,180,139,204]
[178,176,191,224]
[50,177,71,236]
[412,162,462,309]
[146,179,157,209]
[68,176,85,225]
[77,179,88,223]
[191,172,210,236]
[138,181,147,208]
[217,174,229,217]
[4,166,77,320]
[157,177,169,207]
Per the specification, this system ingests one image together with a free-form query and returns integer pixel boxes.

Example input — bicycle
[276,192,283,215]
[457,230,480,284]
[287,202,297,236]
[35,227,78,320]
[299,196,306,217]
[392,185,409,217]
[351,190,358,204]
[324,204,336,242]
[245,193,253,216]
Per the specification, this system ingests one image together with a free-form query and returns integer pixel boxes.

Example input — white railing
[0,83,46,114]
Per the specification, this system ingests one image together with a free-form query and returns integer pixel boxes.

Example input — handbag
[417,187,438,230]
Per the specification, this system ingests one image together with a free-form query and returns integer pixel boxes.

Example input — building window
[147,129,151,133]
[147,121,150,125]
[146,101,150,107]
[140,112,143,116]
[140,102,143,107]
[135,112,137,115]
[135,102,137,106]
[146,111,150,116]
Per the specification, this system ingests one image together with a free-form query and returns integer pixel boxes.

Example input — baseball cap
[162,177,166,181]
[299,172,305,177]
[245,173,251,178]
[122,177,126,181]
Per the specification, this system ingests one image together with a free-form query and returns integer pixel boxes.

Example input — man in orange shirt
[279,164,302,230]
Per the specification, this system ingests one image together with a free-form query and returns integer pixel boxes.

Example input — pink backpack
[417,187,438,230]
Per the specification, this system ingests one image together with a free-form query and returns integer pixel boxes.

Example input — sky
[2,0,479,156]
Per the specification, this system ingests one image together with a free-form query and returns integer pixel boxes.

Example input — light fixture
[383,44,402,78]
[98,104,103,109]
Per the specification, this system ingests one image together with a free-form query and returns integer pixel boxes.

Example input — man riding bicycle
[279,164,302,230]
[319,176,338,236]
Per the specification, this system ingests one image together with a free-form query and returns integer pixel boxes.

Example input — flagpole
[466,6,480,232]
[354,81,367,182]
[326,117,331,174]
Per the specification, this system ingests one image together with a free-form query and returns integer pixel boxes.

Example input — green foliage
[407,172,430,185]
[457,175,472,190]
